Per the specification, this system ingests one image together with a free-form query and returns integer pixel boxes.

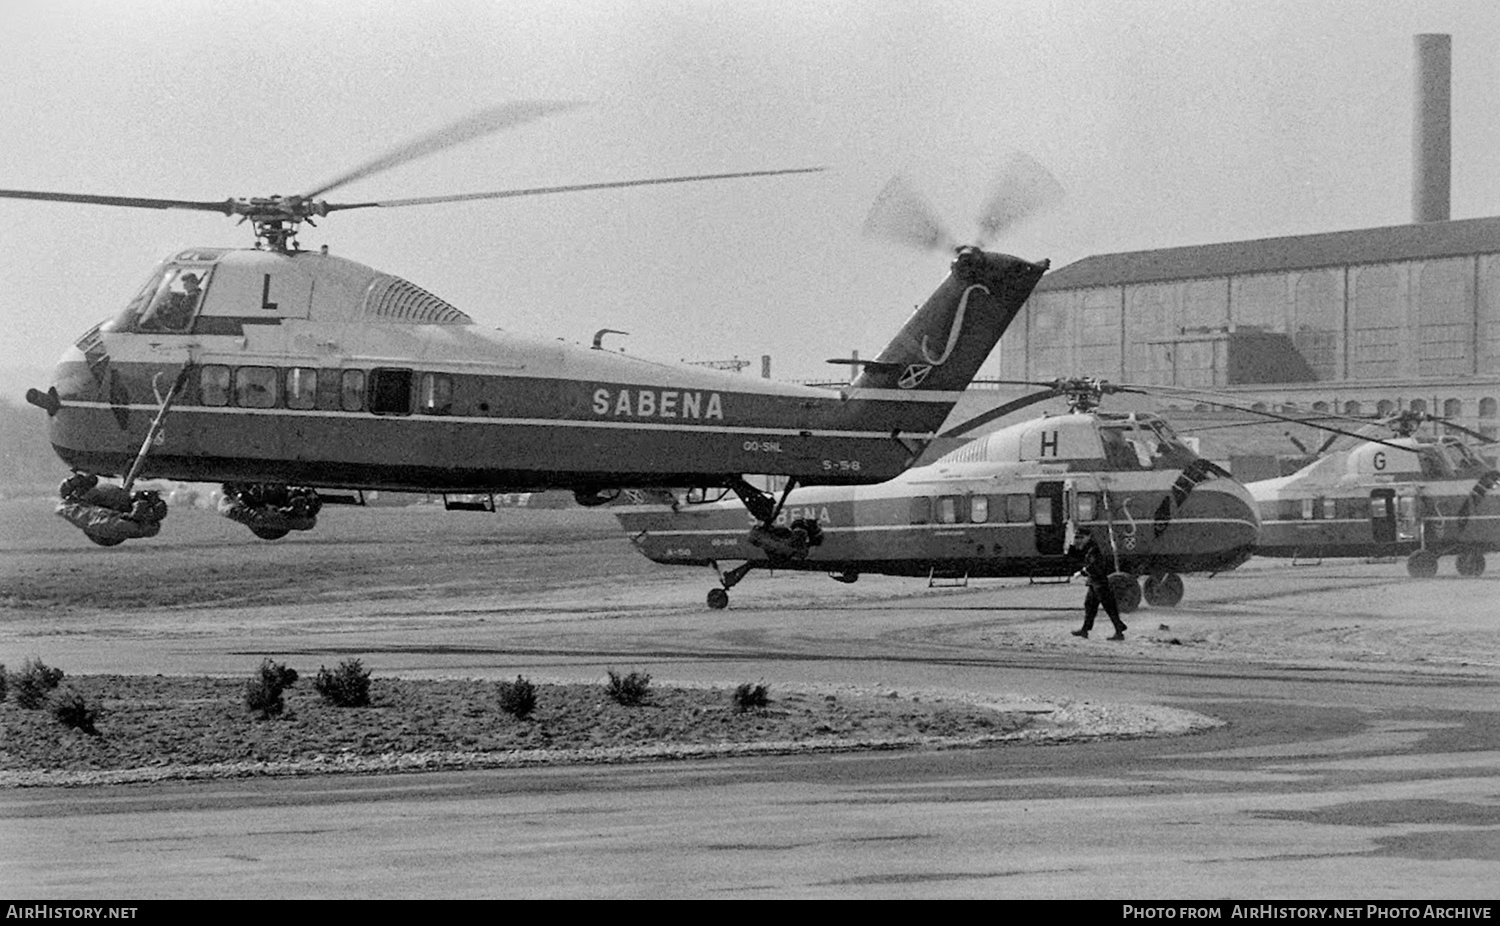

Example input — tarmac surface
[3,499,1499,898]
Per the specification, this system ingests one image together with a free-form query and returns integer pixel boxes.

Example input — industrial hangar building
[999,214,1500,466]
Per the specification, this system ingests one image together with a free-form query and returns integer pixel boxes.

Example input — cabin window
[1300,497,1315,520]
[369,368,412,416]
[1035,498,1055,526]
[340,370,366,412]
[1076,492,1099,522]
[285,368,317,410]
[909,497,932,525]
[970,496,989,524]
[420,372,453,415]
[1320,497,1336,519]
[1337,498,1364,520]
[199,365,230,406]
[936,496,963,524]
[234,367,277,409]
[1005,494,1032,523]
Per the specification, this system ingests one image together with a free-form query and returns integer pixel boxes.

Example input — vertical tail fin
[852,247,1048,392]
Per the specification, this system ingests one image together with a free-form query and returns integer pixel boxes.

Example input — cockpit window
[1099,419,1201,472]
[105,267,211,334]
[138,268,209,332]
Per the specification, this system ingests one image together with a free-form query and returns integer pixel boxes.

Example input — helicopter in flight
[8,101,1051,547]
[1239,409,1500,577]
[615,377,1262,611]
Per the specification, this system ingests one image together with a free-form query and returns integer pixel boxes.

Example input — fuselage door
[1034,480,1067,555]
[1370,488,1396,544]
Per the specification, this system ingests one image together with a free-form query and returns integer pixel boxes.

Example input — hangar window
[285,368,317,410]
[1377,399,1396,416]
[1409,398,1427,415]
[369,368,412,416]
[1344,400,1362,416]
[199,365,230,406]
[1444,398,1463,418]
[235,367,277,409]
[1480,398,1498,418]
[340,370,366,412]
[970,495,989,524]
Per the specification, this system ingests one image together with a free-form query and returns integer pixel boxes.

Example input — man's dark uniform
[1068,532,1127,640]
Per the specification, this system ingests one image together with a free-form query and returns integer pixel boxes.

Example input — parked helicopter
[615,378,1262,611]
[9,102,1051,547]
[1240,410,1500,577]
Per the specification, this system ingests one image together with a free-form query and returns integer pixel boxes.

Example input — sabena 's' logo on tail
[919,283,986,367]
[854,249,1047,394]
[899,282,989,388]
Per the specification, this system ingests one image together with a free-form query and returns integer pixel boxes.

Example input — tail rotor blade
[861,172,955,253]
[975,151,1064,247]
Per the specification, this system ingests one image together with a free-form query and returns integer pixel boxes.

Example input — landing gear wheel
[249,525,291,541]
[1143,572,1184,607]
[707,587,729,610]
[83,531,126,547]
[1456,549,1487,577]
[1109,572,1141,614]
[1407,550,1439,578]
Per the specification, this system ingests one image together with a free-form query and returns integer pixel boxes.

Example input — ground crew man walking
[1068,528,1127,640]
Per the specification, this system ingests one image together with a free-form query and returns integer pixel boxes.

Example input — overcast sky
[3,0,1498,388]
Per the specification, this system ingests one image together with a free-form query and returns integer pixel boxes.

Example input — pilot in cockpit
[141,271,202,332]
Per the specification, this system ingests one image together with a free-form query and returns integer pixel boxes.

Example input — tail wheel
[706,588,729,610]
[249,526,291,541]
[83,531,126,547]
[1407,550,1439,578]
[1456,550,1486,577]
[1109,572,1141,613]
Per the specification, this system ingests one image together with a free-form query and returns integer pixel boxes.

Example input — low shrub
[0,663,6,703]
[497,675,537,719]
[314,659,372,708]
[11,657,65,710]
[733,682,770,712]
[50,687,100,735]
[244,658,298,719]
[605,669,652,706]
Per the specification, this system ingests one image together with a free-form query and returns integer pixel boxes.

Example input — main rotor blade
[0,188,232,214]
[323,166,825,212]
[861,172,955,253]
[940,388,1062,439]
[300,100,585,200]
[1432,417,1498,445]
[975,151,1064,246]
[1142,387,1415,452]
